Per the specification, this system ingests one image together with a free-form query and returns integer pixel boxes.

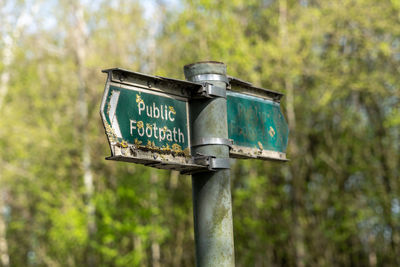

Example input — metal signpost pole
[184,62,235,267]
[101,63,288,266]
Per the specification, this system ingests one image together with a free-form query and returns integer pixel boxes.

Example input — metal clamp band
[191,137,232,148]
[209,158,230,170]
[199,83,226,98]
[191,74,229,84]
[193,154,230,171]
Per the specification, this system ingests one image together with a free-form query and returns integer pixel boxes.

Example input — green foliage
[0,0,398,266]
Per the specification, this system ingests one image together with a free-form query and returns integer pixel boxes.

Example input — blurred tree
[0,0,399,266]
[157,0,400,266]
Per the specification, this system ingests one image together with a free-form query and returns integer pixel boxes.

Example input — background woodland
[0,0,399,266]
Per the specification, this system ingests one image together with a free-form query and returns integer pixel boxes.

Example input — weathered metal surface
[105,67,202,98]
[101,68,289,168]
[227,82,289,161]
[184,62,235,267]
[228,76,283,101]
[100,68,207,172]
[107,145,206,172]
[191,137,232,148]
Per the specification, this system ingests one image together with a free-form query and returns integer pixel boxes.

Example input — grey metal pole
[184,61,235,267]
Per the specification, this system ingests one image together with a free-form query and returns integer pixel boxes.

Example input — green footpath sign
[103,85,189,153]
[100,68,205,172]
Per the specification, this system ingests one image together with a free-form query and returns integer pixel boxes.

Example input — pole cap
[184,61,226,81]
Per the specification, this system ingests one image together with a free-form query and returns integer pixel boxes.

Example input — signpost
[184,62,235,267]
[100,62,289,267]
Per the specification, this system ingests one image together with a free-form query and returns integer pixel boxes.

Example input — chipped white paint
[108,90,122,138]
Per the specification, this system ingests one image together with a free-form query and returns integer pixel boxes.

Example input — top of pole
[184,61,226,80]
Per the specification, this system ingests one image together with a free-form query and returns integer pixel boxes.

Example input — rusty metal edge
[102,68,203,88]
[99,71,116,157]
[228,75,284,101]
[230,145,288,162]
[107,145,208,173]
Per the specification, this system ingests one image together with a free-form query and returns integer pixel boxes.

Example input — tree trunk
[0,190,9,267]
[279,1,305,267]
[150,170,161,267]
[0,4,38,265]
[70,2,96,266]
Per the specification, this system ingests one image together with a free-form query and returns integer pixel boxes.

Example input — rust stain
[169,106,176,115]
[162,143,171,152]
[172,143,182,153]
[183,147,190,157]
[136,94,143,104]
[105,122,118,143]
[136,94,144,109]
[269,126,275,138]
[257,141,263,150]
[120,140,128,148]
[134,138,142,146]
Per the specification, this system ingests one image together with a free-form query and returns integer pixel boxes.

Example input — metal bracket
[209,157,230,170]
[193,154,230,171]
[191,137,232,148]
[196,83,226,98]
[190,74,229,84]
